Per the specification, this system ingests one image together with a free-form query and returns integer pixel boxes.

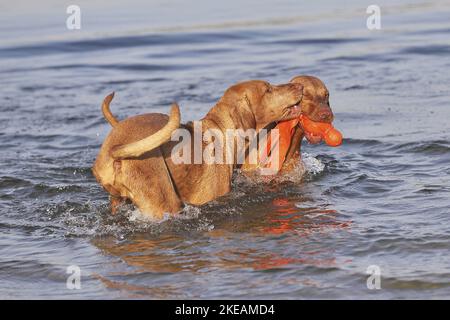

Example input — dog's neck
[202,101,257,133]
[184,102,257,168]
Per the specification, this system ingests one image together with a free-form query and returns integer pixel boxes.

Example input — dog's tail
[102,92,119,127]
[110,103,181,160]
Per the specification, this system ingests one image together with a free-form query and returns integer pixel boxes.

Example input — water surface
[1,0,450,299]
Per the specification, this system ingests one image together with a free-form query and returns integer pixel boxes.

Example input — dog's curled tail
[110,103,181,160]
[102,92,119,127]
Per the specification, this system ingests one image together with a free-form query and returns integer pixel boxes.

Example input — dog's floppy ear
[221,80,269,106]
[288,76,305,106]
[230,96,257,129]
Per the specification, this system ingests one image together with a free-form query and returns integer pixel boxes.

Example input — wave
[400,44,450,56]
[0,30,263,58]
[392,140,450,155]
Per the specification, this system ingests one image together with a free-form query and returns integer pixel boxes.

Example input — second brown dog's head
[220,80,304,129]
[290,75,334,123]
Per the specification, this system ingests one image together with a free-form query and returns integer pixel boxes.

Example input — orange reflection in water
[262,197,351,237]
[251,253,338,271]
[91,196,353,295]
[248,196,353,271]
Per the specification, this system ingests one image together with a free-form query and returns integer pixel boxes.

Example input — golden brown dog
[93,80,304,218]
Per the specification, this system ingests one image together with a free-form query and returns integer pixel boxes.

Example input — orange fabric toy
[264,115,343,172]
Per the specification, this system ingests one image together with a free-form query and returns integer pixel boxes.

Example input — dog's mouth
[303,129,322,144]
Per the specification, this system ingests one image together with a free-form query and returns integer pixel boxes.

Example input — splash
[124,204,214,233]
[127,204,202,223]
[234,153,325,185]
[128,209,170,223]
[302,152,325,175]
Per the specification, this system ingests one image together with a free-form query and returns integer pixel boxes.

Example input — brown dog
[93,80,304,218]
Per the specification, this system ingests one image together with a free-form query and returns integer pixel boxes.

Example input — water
[1,0,450,299]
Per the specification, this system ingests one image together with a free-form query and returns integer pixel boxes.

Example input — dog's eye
[266,86,273,93]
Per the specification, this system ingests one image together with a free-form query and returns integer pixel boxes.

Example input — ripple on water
[2,4,450,298]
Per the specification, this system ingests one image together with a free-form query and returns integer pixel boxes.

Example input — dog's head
[290,75,334,144]
[290,75,333,122]
[221,80,304,129]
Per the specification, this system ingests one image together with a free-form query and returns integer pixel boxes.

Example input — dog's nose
[318,110,333,122]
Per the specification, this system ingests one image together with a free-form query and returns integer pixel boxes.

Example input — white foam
[302,152,325,175]
[127,204,202,223]
[127,209,170,223]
